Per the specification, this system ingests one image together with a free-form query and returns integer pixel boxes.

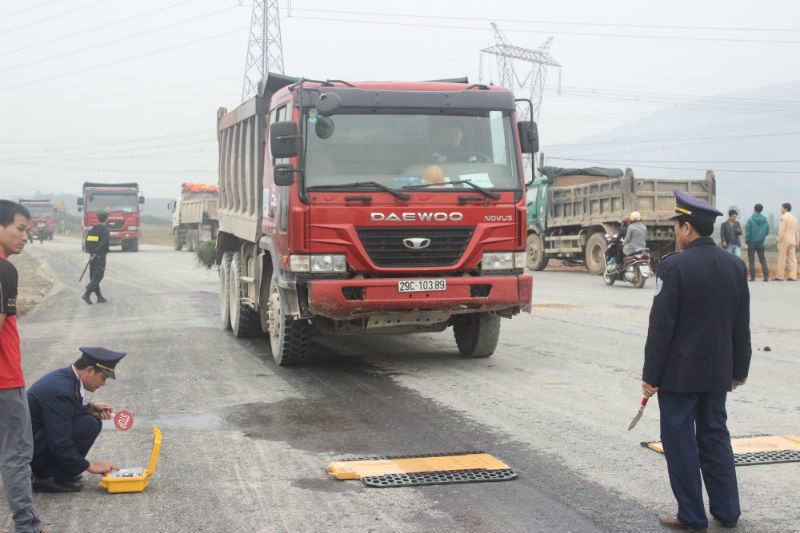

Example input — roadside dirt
[8,249,56,317]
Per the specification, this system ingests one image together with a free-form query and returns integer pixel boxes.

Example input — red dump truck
[78,182,144,252]
[19,199,56,242]
[216,73,538,365]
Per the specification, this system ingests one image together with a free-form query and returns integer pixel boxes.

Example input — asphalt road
[3,236,798,533]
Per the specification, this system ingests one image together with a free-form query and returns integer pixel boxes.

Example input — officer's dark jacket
[643,237,751,393]
[27,366,91,476]
[87,224,109,255]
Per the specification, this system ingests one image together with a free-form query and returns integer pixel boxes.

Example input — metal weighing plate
[641,434,800,466]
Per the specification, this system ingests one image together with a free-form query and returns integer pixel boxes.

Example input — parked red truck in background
[19,199,56,242]
[77,182,145,252]
[216,74,538,365]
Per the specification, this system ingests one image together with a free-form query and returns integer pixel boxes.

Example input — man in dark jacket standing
[642,190,751,532]
[745,203,770,282]
[82,212,110,304]
[719,208,742,257]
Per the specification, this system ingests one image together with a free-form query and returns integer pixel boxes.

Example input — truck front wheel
[585,232,607,275]
[267,274,311,366]
[526,233,549,271]
[453,312,500,358]
[173,231,183,251]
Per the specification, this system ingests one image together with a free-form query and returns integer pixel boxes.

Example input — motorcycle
[602,233,652,288]
[35,221,48,243]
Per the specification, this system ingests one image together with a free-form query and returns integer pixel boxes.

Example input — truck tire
[526,233,549,271]
[130,239,139,252]
[453,312,500,358]
[173,231,183,251]
[229,251,262,338]
[219,252,232,330]
[266,273,311,366]
[585,232,607,275]
[186,230,195,252]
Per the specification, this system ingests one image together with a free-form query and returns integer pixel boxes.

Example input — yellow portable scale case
[98,425,161,493]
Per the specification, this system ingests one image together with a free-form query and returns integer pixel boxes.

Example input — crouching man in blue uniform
[642,190,751,532]
[27,347,124,492]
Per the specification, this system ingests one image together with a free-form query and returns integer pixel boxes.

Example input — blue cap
[668,189,723,222]
[78,347,126,379]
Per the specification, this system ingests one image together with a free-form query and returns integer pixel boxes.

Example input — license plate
[398,279,447,293]
[640,265,651,277]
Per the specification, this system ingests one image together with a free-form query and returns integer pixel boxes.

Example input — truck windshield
[303,111,521,191]
[26,206,53,217]
[85,193,138,213]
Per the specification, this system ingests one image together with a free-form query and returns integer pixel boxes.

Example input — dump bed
[216,74,295,243]
[179,197,217,225]
[548,169,715,228]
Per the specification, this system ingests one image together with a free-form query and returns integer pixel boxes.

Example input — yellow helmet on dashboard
[630,211,642,222]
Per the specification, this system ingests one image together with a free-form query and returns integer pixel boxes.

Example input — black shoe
[81,293,92,305]
[748,278,755,282]
[771,278,783,281]
[763,278,769,282]
[788,278,797,282]
[32,475,83,493]
[96,295,108,303]
[711,514,737,528]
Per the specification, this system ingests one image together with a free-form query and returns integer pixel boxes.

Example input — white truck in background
[170,182,219,251]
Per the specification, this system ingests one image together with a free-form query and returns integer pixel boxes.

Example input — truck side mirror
[274,164,296,186]
[139,196,145,204]
[270,121,300,158]
[76,198,82,207]
[518,121,539,154]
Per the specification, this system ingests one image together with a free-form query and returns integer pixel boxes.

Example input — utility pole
[241,0,285,102]
[480,23,560,177]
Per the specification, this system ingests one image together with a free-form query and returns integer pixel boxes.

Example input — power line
[0,26,247,92]
[1,4,240,73]
[286,15,800,45]
[288,7,800,34]
[0,0,111,34]
[0,0,196,56]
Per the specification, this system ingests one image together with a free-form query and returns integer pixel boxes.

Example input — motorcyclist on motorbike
[620,211,647,269]
[609,216,631,271]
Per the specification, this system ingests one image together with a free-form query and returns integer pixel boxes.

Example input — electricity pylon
[480,23,560,123]
[241,0,285,101]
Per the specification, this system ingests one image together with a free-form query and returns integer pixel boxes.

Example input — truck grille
[356,227,474,267]
[107,220,125,230]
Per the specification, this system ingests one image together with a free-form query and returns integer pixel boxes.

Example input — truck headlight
[481,252,514,271]
[290,254,347,273]
[514,251,526,269]
[127,226,138,231]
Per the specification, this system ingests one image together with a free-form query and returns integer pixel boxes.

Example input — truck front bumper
[307,274,532,320]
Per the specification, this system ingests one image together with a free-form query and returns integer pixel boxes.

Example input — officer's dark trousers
[747,244,768,280]
[31,414,101,481]
[658,391,740,530]
[85,254,106,295]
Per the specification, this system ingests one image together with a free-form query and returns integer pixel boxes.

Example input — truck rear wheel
[453,312,500,358]
[219,252,232,330]
[267,274,311,366]
[229,251,262,338]
[526,233,549,271]
[585,232,607,275]
[186,230,196,252]
[173,231,183,251]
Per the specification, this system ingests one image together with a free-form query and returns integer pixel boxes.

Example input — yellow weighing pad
[644,434,800,466]
[98,425,161,493]
[326,452,517,487]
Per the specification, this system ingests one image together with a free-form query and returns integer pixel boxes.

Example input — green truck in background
[525,167,716,274]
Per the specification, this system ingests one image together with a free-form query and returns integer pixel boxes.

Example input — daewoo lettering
[371,212,464,222]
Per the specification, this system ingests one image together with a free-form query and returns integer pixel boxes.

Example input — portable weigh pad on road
[642,434,800,466]
[98,425,162,493]
[326,451,517,487]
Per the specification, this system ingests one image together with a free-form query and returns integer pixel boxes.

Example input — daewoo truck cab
[19,199,56,241]
[216,74,538,365]
[78,182,144,252]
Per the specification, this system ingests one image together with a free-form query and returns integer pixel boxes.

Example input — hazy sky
[1,0,799,199]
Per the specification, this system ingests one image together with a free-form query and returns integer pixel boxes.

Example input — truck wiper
[403,179,500,200]
[306,181,410,201]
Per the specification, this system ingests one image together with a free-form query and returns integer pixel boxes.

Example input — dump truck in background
[525,167,716,274]
[169,182,219,251]
[19,199,56,241]
[216,73,538,365]
[77,182,144,252]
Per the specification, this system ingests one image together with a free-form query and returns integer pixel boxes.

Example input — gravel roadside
[8,248,56,316]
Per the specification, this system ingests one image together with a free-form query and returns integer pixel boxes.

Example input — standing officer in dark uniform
[82,212,109,304]
[27,347,124,492]
[642,190,751,532]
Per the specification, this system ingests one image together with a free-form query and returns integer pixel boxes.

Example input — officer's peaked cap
[78,346,126,379]
[668,189,723,222]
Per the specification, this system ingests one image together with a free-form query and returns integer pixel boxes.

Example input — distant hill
[543,81,800,228]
